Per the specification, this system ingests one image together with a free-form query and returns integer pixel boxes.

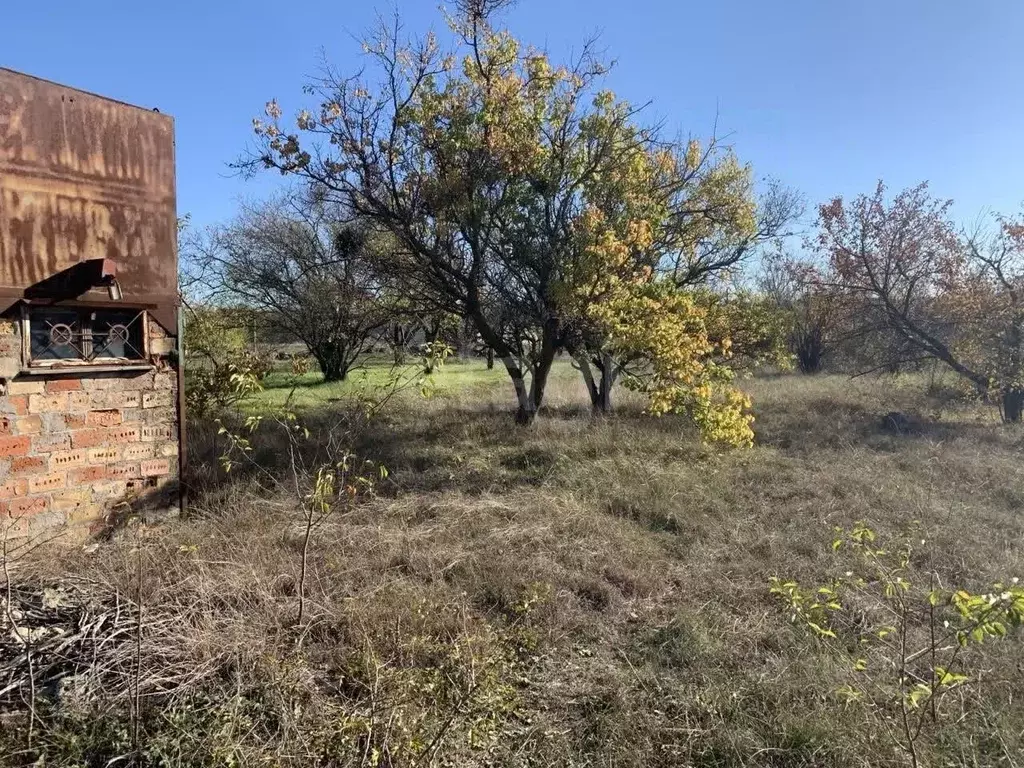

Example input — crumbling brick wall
[0,315,180,541]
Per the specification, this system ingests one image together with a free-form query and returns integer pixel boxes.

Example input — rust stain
[0,68,177,309]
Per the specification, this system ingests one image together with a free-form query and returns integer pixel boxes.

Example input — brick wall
[0,315,180,541]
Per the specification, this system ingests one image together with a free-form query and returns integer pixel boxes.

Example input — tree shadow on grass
[184,399,698,502]
[753,394,1013,455]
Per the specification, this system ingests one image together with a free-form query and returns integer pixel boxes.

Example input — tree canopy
[244,3,788,441]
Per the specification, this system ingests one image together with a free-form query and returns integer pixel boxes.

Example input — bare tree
[212,194,391,382]
[758,250,839,374]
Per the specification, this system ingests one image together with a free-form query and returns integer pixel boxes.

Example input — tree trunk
[319,361,348,382]
[576,351,615,414]
[503,356,535,424]
[314,345,349,382]
[793,329,824,374]
[486,347,494,369]
[576,354,600,410]
[525,320,560,417]
[597,352,614,413]
[465,292,556,425]
[530,348,556,412]
[1003,388,1024,423]
[392,324,406,365]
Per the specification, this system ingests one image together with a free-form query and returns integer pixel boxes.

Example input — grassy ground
[2,363,1023,766]
[252,357,577,410]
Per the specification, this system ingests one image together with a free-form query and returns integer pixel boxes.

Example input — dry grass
[2,366,1023,766]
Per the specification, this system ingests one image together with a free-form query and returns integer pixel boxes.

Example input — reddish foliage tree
[814,181,1024,421]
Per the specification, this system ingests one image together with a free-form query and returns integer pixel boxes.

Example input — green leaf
[806,621,836,639]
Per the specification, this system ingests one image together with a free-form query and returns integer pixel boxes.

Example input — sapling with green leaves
[769,522,1024,768]
[214,343,451,629]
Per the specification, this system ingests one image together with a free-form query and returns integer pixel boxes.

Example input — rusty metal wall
[0,68,177,314]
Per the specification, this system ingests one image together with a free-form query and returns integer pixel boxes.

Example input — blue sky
[4,1,1023,232]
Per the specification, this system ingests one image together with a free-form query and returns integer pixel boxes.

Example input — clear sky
[4,1,1022,231]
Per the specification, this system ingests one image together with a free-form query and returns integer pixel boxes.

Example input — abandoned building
[0,68,182,540]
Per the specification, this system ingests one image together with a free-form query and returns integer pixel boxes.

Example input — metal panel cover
[0,68,177,311]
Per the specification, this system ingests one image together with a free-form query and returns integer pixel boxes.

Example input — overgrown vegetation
[4,3,1023,766]
[3,366,1022,766]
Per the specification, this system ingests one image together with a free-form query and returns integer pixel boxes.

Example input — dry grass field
[2,363,1023,767]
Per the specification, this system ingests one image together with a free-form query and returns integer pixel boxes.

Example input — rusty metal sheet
[0,68,178,314]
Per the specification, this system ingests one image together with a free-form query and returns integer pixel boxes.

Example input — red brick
[0,478,28,497]
[107,463,141,480]
[11,456,45,474]
[17,415,42,434]
[50,449,89,470]
[0,435,31,457]
[9,396,28,415]
[122,444,154,461]
[108,425,141,444]
[32,433,71,453]
[87,447,120,464]
[70,465,107,484]
[141,425,174,442]
[140,458,171,477]
[28,472,65,494]
[71,429,107,449]
[8,496,47,518]
[45,378,81,393]
[87,409,123,427]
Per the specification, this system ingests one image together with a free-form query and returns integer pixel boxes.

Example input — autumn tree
[245,3,768,441]
[958,211,1024,420]
[815,182,1024,421]
[569,179,801,414]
